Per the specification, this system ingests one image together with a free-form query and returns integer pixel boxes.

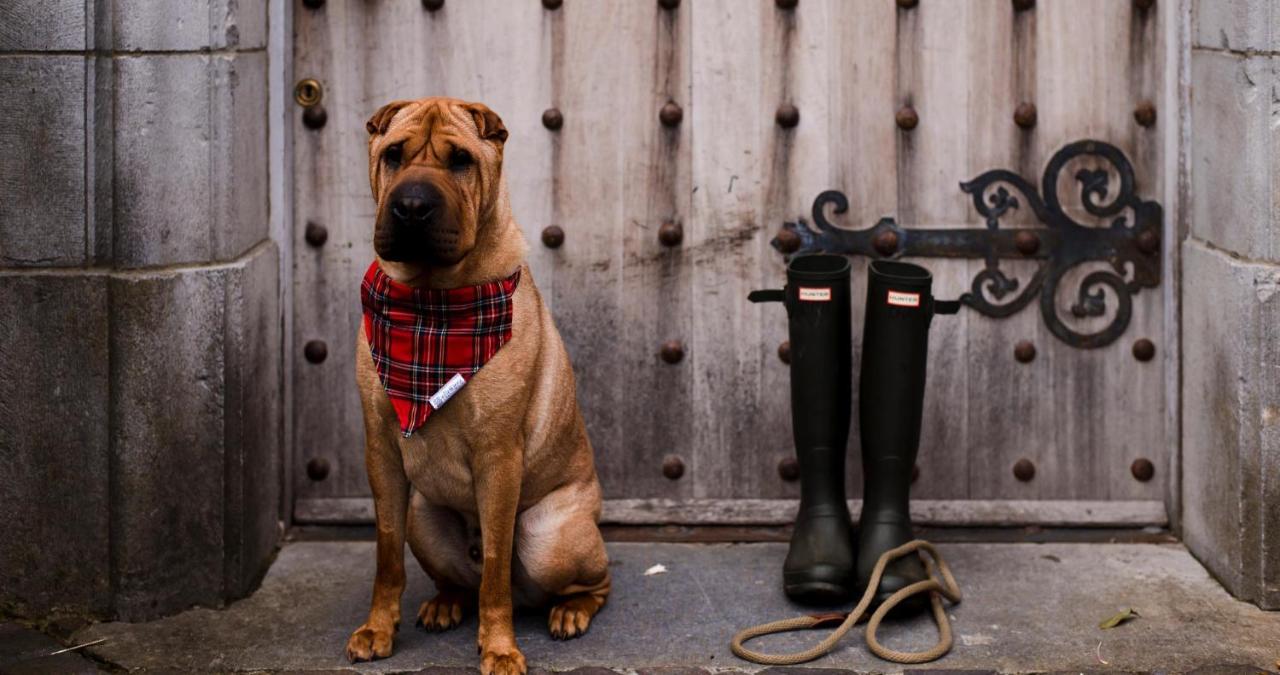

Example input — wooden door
[292,0,1172,527]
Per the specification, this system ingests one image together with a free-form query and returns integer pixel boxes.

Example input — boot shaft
[784,255,853,460]
[859,260,939,476]
[749,254,853,514]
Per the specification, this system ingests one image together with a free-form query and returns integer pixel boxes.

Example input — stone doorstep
[51,542,1280,673]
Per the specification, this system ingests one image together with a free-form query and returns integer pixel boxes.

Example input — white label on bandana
[429,373,467,409]
[887,290,921,307]
[798,287,832,302]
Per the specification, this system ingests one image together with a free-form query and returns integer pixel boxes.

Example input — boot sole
[869,588,930,617]
[784,581,852,606]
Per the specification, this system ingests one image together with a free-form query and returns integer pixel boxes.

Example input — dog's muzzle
[375,181,461,263]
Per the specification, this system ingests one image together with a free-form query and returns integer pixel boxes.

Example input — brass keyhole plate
[294,78,323,107]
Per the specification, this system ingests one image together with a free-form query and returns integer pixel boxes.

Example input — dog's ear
[467,103,508,144]
[366,100,413,136]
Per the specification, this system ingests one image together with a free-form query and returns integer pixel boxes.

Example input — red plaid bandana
[360,261,520,436]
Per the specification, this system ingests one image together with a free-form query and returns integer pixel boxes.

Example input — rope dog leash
[730,540,962,665]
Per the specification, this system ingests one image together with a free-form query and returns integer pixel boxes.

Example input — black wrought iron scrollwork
[771,139,1163,349]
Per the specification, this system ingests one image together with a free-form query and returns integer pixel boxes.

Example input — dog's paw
[416,590,466,632]
[345,623,394,662]
[479,644,526,675]
[548,595,601,640]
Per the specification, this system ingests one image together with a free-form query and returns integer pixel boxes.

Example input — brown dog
[345,97,610,675]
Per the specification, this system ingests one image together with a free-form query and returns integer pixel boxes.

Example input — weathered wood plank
[295,497,1169,528]
[293,0,364,500]
[687,0,767,499]
[962,0,1059,502]
[753,0,833,499]
[550,1,650,498]
[1032,1,1166,500]
[893,1,973,499]
[608,0,695,499]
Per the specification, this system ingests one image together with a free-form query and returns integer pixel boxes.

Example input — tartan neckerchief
[360,260,520,436]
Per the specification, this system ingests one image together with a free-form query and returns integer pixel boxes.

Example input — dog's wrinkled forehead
[377,101,479,156]
[393,102,473,138]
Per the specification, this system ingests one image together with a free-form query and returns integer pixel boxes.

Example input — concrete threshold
[62,542,1280,673]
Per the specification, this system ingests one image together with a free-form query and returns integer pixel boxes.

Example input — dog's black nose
[390,195,433,224]
[388,183,440,227]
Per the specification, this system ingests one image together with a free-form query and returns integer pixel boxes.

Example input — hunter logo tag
[887,290,921,308]
[798,287,832,302]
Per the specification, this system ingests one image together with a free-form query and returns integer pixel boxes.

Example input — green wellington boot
[750,254,856,604]
[855,260,958,613]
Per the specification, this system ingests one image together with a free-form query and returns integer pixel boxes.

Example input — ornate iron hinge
[773,140,1162,349]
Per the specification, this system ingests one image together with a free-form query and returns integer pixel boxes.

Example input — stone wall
[0,0,282,621]
[1182,0,1280,609]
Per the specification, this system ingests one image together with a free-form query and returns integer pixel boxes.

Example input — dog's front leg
[345,428,410,662]
[474,446,526,675]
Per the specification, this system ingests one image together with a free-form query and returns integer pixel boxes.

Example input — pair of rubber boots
[751,254,957,612]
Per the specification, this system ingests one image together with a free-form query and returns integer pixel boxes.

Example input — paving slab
[74,541,1279,673]
[0,623,99,674]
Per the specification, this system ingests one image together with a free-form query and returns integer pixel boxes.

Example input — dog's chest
[396,400,482,511]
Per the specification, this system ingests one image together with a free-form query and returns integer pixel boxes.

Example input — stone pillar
[0,0,282,621]
[1182,1,1279,609]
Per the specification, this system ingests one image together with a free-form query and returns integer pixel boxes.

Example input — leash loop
[730,540,961,666]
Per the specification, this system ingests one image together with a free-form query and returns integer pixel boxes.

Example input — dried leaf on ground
[1098,608,1140,629]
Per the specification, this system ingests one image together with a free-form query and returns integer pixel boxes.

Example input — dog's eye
[449,148,473,171]
[383,143,404,167]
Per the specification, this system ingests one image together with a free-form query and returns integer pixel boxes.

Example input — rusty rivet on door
[775,228,801,254]
[1134,0,1155,11]
[873,229,900,257]
[778,340,791,365]
[304,221,328,247]
[660,101,683,127]
[542,0,562,9]
[422,0,445,11]
[1013,102,1038,129]
[1014,340,1036,363]
[660,340,685,364]
[896,0,918,8]
[541,225,564,249]
[658,0,680,10]
[1011,0,1035,10]
[775,103,800,129]
[542,108,563,131]
[778,457,799,481]
[895,105,919,131]
[1136,228,1160,255]
[1134,101,1157,127]
[302,104,327,130]
[1014,230,1040,255]
[302,0,325,9]
[658,220,684,247]
[1132,338,1156,362]
[304,340,328,364]
[662,455,685,480]
[306,457,330,481]
[1013,458,1036,482]
[1130,457,1155,482]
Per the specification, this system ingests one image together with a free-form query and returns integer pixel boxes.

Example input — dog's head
[365,97,508,267]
